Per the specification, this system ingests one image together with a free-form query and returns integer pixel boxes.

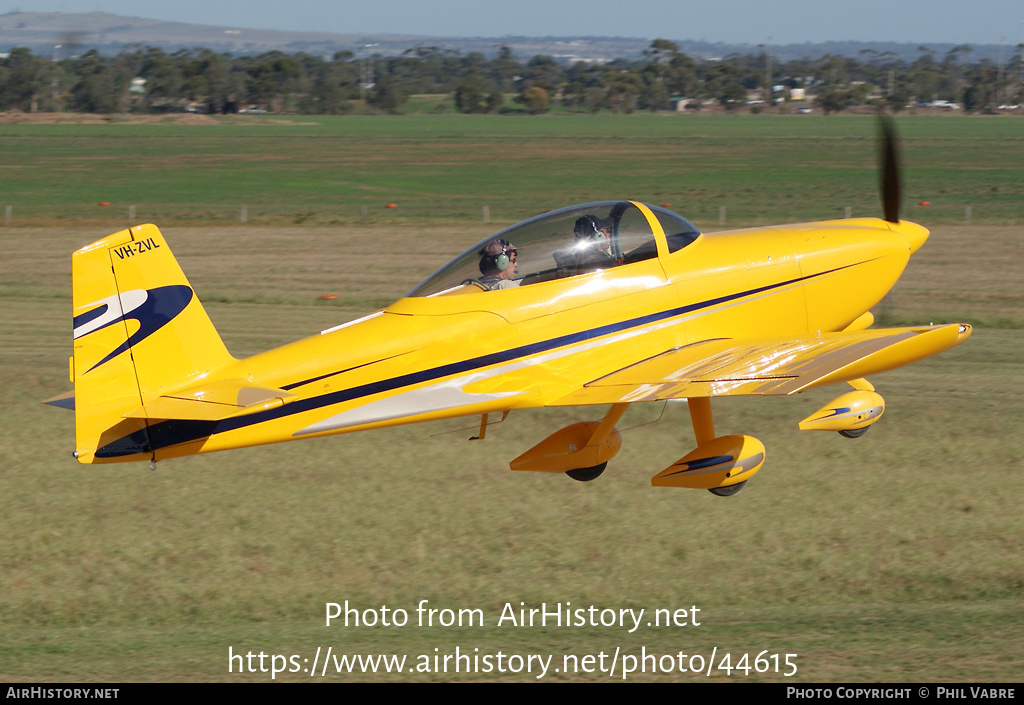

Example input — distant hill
[0,11,1005,63]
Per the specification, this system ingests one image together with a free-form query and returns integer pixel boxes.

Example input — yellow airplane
[46,121,970,495]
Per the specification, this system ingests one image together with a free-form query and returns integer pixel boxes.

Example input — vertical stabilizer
[71,225,233,462]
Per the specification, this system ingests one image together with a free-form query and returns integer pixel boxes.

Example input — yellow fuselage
[136,216,922,463]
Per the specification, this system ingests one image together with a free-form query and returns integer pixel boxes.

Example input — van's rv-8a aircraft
[46,121,971,495]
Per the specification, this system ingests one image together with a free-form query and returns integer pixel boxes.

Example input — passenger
[554,215,617,272]
[477,238,520,290]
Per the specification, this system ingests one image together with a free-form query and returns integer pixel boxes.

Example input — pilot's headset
[479,238,516,273]
[574,215,607,247]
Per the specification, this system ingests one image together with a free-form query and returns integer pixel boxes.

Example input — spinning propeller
[879,116,901,224]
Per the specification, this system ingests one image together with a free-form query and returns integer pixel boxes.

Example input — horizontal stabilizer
[42,390,75,410]
[122,380,293,421]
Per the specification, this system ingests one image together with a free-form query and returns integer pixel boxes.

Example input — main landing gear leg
[688,396,716,446]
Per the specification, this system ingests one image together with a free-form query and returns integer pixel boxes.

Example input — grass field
[1,115,1022,682]
[0,113,1022,228]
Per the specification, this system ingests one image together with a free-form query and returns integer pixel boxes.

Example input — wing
[550,323,971,406]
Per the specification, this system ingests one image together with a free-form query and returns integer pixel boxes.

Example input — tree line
[1,40,1021,115]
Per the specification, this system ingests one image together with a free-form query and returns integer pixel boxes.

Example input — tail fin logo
[73,285,194,372]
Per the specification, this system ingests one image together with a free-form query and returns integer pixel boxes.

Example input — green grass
[0,116,1022,681]
[0,114,1021,227]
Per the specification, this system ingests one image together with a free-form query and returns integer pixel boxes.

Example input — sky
[9,1,1024,46]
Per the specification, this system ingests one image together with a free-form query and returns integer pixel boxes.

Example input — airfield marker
[129,205,135,221]
[718,206,726,225]
[482,205,490,223]
[845,206,852,218]
[964,206,972,224]
[4,205,10,225]
[241,206,248,223]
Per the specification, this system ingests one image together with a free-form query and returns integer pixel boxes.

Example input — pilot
[554,215,617,272]
[477,238,520,290]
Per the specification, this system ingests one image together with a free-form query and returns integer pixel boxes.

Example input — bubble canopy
[407,201,700,297]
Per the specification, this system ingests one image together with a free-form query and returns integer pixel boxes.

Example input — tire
[839,427,869,438]
[566,462,607,482]
[709,481,746,496]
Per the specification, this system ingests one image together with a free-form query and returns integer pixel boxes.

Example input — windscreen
[407,201,674,297]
